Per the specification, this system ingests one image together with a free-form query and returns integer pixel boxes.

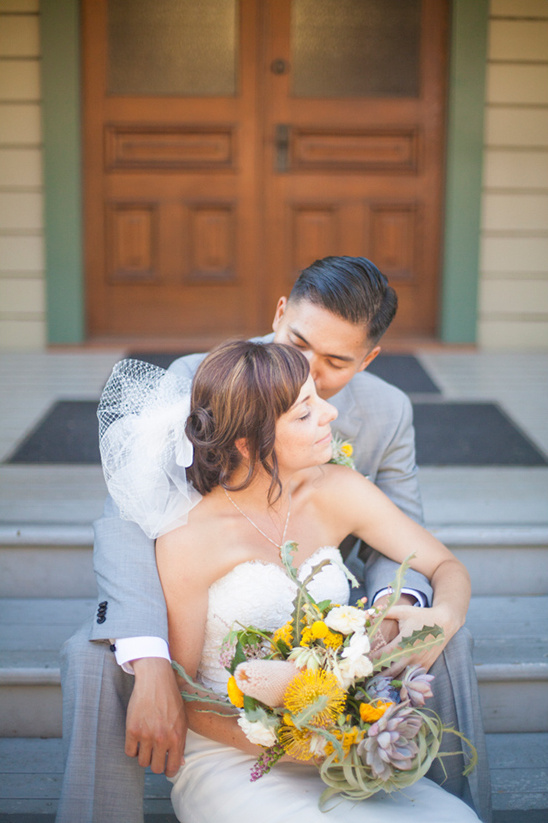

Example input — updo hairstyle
[185,341,309,502]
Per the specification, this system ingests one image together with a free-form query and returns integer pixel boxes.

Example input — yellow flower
[300,626,314,647]
[227,675,244,708]
[324,726,363,762]
[322,629,344,649]
[359,700,393,723]
[278,724,316,761]
[311,620,329,639]
[284,669,346,727]
[300,621,330,646]
[272,620,293,648]
[341,443,353,457]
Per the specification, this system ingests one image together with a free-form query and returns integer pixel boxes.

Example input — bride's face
[274,375,338,472]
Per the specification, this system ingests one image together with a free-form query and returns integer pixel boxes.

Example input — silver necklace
[223,487,292,553]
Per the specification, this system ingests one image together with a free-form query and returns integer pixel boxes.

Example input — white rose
[341,631,371,660]
[336,655,374,689]
[325,606,367,635]
[237,716,277,747]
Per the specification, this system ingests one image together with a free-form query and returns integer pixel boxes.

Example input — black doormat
[125,352,441,395]
[7,401,101,464]
[367,354,440,394]
[413,402,548,466]
[6,399,547,467]
[125,351,194,370]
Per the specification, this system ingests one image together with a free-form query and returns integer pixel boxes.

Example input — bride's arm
[319,466,471,673]
[156,528,269,755]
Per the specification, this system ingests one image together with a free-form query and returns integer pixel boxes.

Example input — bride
[102,340,479,822]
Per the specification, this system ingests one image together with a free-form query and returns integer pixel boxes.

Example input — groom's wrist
[113,636,170,674]
[372,587,428,608]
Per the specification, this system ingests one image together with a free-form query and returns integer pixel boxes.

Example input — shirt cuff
[113,637,171,675]
[371,587,429,608]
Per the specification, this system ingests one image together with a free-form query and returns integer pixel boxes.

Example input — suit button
[97,616,106,624]
[98,601,107,608]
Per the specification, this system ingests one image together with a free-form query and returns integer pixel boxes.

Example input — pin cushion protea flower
[278,718,322,761]
[283,668,346,727]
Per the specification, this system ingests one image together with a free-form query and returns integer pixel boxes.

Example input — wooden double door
[84,0,448,344]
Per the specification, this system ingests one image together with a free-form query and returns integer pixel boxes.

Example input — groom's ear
[272,296,288,331]
[357,345,381,373]
[234,437,250,460]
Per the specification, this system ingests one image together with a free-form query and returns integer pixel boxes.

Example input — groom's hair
[289,256,398,344]
[186,340,309,501]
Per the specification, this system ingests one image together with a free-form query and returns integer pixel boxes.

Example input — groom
[56,256,491,823]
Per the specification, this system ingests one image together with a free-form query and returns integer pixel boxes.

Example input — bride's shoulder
[156,494,228,578]
[296,464,369,501]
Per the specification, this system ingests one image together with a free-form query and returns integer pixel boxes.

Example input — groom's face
[272,297,380,400]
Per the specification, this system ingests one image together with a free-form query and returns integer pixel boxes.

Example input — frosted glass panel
[107,0,237,96]
[291,0,420,98]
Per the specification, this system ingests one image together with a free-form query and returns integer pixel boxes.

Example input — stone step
[1,523,547,598]
[0,734,546,818]
[1,595,547,738]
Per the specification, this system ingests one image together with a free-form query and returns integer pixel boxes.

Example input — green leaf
[280,540,299,582]
[367,553,414,639]
[171,660,236,711]
[292,695,330,728]
[372,626,444,672]
[229,639,247,674]
[243,694,259,713]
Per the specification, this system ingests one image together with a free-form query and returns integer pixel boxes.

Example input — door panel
[84,0,448,343]
[84,0,260,342]
[262,0,448,337]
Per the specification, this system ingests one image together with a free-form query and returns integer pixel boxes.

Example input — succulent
[400,665,435,707]
[357,703,423,781]
[365,673,401,704]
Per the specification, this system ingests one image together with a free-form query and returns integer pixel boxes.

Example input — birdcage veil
[98,359,201,539]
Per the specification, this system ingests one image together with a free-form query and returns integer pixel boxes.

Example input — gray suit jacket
[90,342,430,643]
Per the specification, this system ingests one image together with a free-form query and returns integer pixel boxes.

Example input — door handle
[275,124,290,173]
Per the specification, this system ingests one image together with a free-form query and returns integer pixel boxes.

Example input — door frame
[41,0,488,346]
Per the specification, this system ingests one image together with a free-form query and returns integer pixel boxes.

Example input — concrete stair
[1,522,547,819]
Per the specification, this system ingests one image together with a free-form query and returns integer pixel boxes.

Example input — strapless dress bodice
[197,546,350,693]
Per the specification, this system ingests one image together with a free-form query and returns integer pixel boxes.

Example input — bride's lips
[316,430,332,446]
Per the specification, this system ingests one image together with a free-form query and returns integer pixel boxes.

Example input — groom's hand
[370,592,418,646]
[126,657,187,777]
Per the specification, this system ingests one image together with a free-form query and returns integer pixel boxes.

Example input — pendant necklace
[223,487,292,556]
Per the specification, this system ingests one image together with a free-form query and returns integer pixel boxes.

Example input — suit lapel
[330,382,362,442]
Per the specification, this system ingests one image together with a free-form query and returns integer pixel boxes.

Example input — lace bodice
[198,546,350,693]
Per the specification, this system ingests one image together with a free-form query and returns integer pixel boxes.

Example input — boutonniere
[329,434,356,469]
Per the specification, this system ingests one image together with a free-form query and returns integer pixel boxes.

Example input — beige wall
[0,0,45,350]
[479,0,548,349]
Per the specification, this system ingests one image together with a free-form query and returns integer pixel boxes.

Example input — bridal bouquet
[173,545,475,807]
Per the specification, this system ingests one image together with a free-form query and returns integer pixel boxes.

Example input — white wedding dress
[169,546,479,822]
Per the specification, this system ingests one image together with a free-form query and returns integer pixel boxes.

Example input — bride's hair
[186,340,309,501]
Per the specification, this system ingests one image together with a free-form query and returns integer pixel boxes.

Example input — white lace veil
[98,358,202,539]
